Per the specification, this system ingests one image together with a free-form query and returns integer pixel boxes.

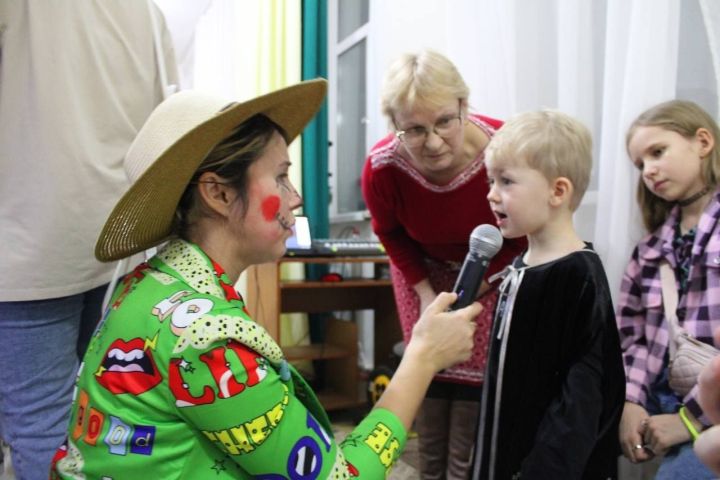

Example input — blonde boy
[471,111,625,480]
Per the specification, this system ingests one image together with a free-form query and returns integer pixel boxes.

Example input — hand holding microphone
[450,224,504,310]
[410,225,501,374]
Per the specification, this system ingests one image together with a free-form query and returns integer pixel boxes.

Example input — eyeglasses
[395,104,463,148]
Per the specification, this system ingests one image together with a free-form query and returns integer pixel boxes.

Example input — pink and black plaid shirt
[617,189,720,424]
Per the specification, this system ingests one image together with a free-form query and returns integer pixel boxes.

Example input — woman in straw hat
[50,79,480,479]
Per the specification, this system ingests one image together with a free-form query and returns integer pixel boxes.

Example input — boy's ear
[696,127,715,158]
[196,171,237,218]
[549,177,573,208]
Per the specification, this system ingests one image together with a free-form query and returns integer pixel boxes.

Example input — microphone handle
[450,254,490,310]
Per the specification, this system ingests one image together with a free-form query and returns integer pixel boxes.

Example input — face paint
[261,195,280,221]
[275,214,292,230]
[260,194,293,230]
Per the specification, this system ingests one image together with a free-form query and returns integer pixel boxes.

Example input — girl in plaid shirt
[618,100,720,479]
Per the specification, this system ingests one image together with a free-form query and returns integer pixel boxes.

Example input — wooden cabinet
[245,256,401,411]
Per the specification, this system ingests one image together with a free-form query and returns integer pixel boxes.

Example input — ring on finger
[633,444,643,450]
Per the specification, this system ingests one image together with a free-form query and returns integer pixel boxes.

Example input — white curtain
[153,0,211,90]
[155,0,308,347]
[594,0,680,299]
[700,0,720,116]
[369,0,718,302]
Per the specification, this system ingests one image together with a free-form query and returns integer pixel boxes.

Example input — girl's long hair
[626,100,720,232]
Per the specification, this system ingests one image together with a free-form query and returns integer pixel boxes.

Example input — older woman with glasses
[361,50,526,479]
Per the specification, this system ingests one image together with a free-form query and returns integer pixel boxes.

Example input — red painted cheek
[261,195,281,221]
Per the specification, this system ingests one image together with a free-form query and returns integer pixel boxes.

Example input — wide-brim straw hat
[95,79,327,262]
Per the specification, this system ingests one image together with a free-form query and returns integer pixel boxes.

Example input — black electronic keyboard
[285,238,386,257]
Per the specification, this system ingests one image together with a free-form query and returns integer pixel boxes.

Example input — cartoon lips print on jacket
[96,338,162,395]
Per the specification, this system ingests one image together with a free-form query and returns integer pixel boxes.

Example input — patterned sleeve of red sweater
[361,137,429,285]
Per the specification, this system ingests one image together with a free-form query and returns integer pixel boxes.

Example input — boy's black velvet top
[473,246,625,480]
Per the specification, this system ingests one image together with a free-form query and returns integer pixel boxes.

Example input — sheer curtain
[700,0,720,116]
[594,1,680,298]
[157,0,307,345]
[368,0,718,301]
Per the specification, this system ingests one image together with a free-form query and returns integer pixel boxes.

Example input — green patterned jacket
[52,239,406,479]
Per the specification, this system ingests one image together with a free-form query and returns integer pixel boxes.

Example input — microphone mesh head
[468,224,503,258]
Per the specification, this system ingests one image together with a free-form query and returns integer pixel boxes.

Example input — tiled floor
[389,435,419,479]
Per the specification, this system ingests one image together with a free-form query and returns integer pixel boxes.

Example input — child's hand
[698,355,720,424]
[695,424,720,475]
[642,413,692,456]
[406,292,481,373]
[694,332,720,474]
[619,402,653,463]
[698,329,720,424]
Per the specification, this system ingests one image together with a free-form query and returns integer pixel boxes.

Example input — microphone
[450,224,504,310]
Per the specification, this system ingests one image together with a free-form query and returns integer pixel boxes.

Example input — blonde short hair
[381,50,469,125]
[626,99,720,232]
[487,110,592,211]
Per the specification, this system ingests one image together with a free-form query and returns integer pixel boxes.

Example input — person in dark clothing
[472,110,625,479]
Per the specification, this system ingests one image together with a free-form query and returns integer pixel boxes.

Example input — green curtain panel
[301,0,329,358]
[301,0,329,239]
